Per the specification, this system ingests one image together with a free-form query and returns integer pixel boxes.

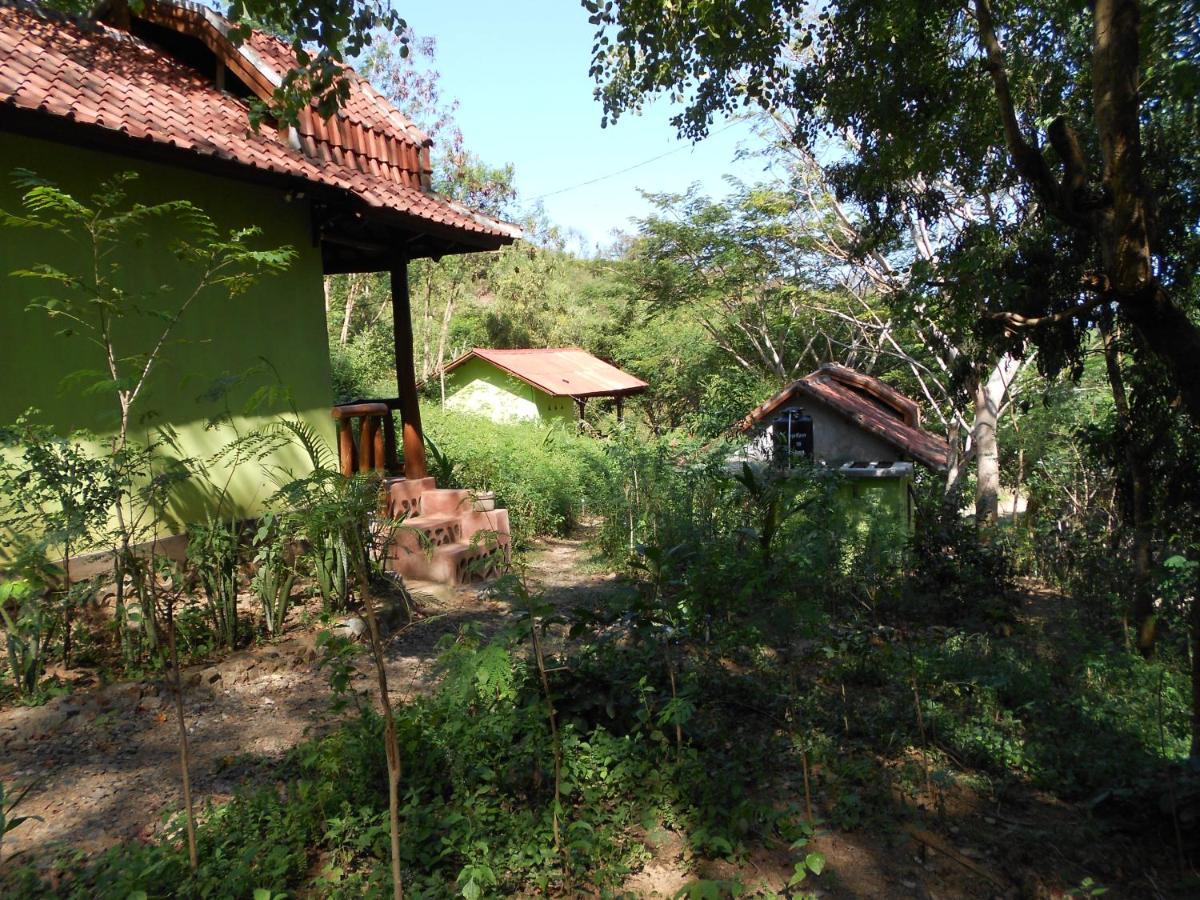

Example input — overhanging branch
[985,293,1111,329]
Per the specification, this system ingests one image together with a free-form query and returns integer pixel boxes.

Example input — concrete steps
[381,478,510,586]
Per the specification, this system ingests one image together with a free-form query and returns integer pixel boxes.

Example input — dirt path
[0,530,623,869]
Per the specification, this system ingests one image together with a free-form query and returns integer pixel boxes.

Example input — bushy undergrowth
[6,626,811,899]
[329,330,397,403]
[422,408,608,548]
[826,623,1190,800]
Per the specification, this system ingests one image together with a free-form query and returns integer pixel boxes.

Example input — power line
[527,120,743,203]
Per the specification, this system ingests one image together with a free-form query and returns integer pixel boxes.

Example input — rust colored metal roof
[738,363,950,471]
[446,348,649,399]
[0,2,521,248]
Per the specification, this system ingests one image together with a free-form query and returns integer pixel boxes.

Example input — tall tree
[629,184,879,381]
[759,127,1029,513]
[585,0,1200,426]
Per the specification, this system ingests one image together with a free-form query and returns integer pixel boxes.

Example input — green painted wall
[443,357,575,425]
[534,387,577,424]
[834,474,912,571]
[0,133,335,535]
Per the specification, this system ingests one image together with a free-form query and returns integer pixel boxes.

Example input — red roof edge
[736,366,949,471]
[443,348,649,399]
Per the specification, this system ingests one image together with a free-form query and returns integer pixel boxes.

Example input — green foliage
[262,418,401,614]
[628,183,868,382]
[904,480,1014,626]
[0,414,117,560]
[826,623,1190,800]
[328,327,397,403]
[249,418,366,615]
[7,622,806,897]
[588,428,733,565]
[250,512,297,637]
[187,518,242,650]
[587,0,1200,422]
[0,414,116,674]
[423,409,606,548]
[1,168,294,674]
[0,550,58,697]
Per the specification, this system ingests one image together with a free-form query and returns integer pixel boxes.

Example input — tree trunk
[973,355,1020,526]
[420,272,434,382]
[435,293,455,407]
[978,0,1200,429]
[944,420,968,498]
[1090,0,1200,428]
[1101,323,1157,654]
[339,274,360,347]
[973,380,1001,526]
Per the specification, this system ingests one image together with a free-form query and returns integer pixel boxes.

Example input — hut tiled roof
[0,1,521,246]
[738,363,950,471]
[445,348,649,398]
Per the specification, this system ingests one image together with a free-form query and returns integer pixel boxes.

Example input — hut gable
[737,364,950,471]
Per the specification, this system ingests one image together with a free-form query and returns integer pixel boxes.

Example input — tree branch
[985,293,1111,329]
[973,0,1087,228]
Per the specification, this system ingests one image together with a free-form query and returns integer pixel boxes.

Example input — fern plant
[251,512,297,637]
[187,517,241,650]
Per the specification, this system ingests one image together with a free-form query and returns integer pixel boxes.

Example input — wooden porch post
[391,256,428,479]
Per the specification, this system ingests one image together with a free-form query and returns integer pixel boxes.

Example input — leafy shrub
[823,624,1190,800]
[328,330,397,403]
[186,517,242,650]
[250,512,297,637]
[902,480,1014,625]
[422,408,607,548]
[7,625,806,898]
[588,428,734,564]
[0,548,58,697]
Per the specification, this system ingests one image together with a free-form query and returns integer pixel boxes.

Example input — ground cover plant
[2,0,1199,894]
[422,408,609,549]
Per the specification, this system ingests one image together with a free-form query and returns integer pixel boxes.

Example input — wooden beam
[391,258,428,479]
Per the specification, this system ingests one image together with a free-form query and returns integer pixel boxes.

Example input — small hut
[440,348,648,425]
[732,364,950,562]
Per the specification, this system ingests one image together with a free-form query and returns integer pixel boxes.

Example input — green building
[731,364,951,564]
[440,348,648,426]
[0,1,516,557]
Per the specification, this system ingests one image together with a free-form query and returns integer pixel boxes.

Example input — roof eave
[791,381,948,472]
[0,105,515,260]
[568,385,649,399]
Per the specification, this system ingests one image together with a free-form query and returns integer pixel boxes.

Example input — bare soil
[0,531,625,869]
[0,539,1167,897]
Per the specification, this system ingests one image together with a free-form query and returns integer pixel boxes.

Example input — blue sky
[403,0,768,252]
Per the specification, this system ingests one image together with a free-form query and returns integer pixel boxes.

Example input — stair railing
[330,401,401,476]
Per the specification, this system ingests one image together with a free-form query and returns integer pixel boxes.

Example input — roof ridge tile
[0,3,520,245]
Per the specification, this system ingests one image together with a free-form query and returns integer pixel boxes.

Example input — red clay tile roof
[738,363,950,471]
[445,348,650,399]
[0,1,520,247]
